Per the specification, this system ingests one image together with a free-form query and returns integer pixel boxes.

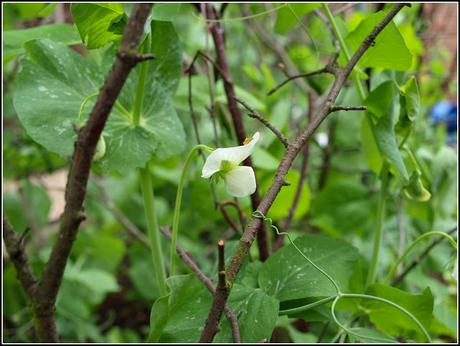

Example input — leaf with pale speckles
[13,21,185,173]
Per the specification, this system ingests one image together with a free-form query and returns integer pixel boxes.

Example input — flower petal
[201,132,260,178]
[224,166,256,197]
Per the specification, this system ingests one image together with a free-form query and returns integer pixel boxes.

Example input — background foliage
[3,3,457,343]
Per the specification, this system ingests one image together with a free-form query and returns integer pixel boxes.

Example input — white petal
[224,166,256,197]
[201,132,260,178]
[316,132,329,148]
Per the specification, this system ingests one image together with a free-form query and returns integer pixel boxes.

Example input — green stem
[170,144,214,276]
[79,92,132,124]
[114,101,133,121]
[279,296,336,316]
[384,231,458,283]
[338,293,432,342]
[366,162,390,287]
[140,167,167,295]
[133,36,150,125]
[322,3,366,100]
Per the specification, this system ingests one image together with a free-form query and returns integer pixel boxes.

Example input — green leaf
[71,3,127,49]
[3,24,81,63]
[3,180,51,232]
[151,4,189,21]
[275,4,321,34]
[400,76,420,122]
[215,285,279,343]
[364,81,409,181]
[310,179,376,236]
[149,275,279,343]
[364,81,394,119]
[374,116,409,181]
[258,234,360,301]
[344,10,412,70]
[348,327,396,343]
[262,170,310,221]
[148,295,170,342]
[14,21,185,173]
[147,21,183,95]
[364,284,434,340]
[252,147,279,171]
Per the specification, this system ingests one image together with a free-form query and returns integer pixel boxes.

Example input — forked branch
[200,4,407,342]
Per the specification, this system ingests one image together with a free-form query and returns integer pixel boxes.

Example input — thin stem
[366,162,390,287]
[322,3,366,100]
[330,105,367,112]
[340,293,432,342]
[392,227,458,285]
[139,167,167,295]
[170,144,214,276]
[132,36,150,125]
[79,93,131,124]
[279,295,336,316]
[331,295,394,343]
[267,67,332,96]
[385,230,458,283]
[234,96,289,147]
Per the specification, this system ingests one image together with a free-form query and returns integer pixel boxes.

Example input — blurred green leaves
[274,3,321,34]
[3,24,81,64]
[13,20,185,173]
[148,274,279,342]
[71,3,127,49]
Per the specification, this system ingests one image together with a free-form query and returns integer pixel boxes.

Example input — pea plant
[3,3,458,343]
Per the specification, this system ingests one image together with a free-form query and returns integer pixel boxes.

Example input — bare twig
[91,175,150,247]
[392,227,458,286]
[160,228,240,343]
[186,51,204,148]
[203,3,270,261]
[1,5,153,342]
[201,240,232,342]
[240,4,310,94]
[267,66,335,96]
[199,4,407,342]
[330,105,367,112]
[268,46,339,97]
[234,96,289,147]
[219,205,240,235]
[278,94,315,245]
[3,219,38,299]
[333,3,359,15]
[220,200,246,233]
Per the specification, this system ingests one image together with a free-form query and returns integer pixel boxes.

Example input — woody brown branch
[200,4,407,342]
[204,3,270,261]
[160,228,241,343]
[2,4,153,342]
[234,96,289,147]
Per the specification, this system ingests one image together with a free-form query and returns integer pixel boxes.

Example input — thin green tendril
[253,211,432,343]
[252,211,341,295]
[170,144,214,276]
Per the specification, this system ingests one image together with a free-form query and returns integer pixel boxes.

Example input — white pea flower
[202,132,260,198]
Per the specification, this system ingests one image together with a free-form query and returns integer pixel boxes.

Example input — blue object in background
[430,100,457,133]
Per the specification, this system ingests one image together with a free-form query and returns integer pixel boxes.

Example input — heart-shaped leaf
[14,21,185,173]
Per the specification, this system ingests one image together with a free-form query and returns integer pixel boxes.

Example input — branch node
[117,51,155,66]
[234,96,289,147]
[330,105,367,113]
